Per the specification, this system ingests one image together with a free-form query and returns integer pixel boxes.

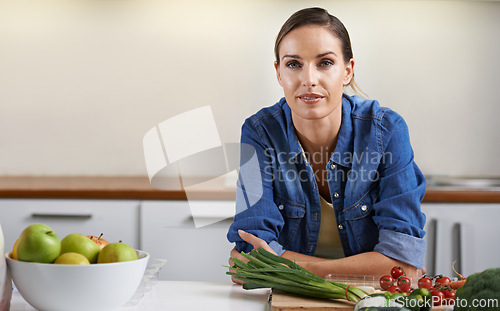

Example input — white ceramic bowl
[6,250,149,311]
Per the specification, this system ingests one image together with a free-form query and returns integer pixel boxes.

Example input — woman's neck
[292,109,342,155]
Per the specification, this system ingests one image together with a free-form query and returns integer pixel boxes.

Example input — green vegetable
[354,293,405,311]
[385,292,407,300]
[227,247,367,303]
[400,288,431,311]
[355,288,431,311]
[455,267,500,311]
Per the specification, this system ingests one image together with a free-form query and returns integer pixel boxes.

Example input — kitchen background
[0,0,499,283]
[1,0,499,178]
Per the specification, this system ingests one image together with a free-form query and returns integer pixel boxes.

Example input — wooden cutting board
[270,290,450,311]
[270,290,356,311]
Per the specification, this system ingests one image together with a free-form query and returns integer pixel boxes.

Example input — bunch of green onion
[227,247,369,303]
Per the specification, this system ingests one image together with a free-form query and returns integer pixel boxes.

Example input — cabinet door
[140,200,235,282]
[0,199,140,253]
[421,203,500,277]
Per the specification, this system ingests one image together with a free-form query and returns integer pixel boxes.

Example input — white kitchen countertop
[9,280,271,311]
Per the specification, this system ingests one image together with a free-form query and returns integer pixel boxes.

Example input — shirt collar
[283,102,303,159]
[331,95,354,168]
[284,94,354,167]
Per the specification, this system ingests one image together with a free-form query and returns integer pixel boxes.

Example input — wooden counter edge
[1,176,499,202]
[423,189,500,203]
[0,176,236,200]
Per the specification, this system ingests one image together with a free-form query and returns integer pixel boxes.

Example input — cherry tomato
[380,275,394,291]
[442,288,456,302]
[431,290,445,306]
[418,277,433,289]
[397,276,411,292]
[388,285,403,293]
[435,276,451,287]
[391,266,405,279]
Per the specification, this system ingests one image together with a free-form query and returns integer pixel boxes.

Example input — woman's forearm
[282,250,420,278]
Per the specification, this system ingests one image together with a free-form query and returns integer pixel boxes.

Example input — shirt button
[334,192,340,198]
[361,205,367,211]
[330,163,336,169]
[338,224,344,230]
[278,204,284,210]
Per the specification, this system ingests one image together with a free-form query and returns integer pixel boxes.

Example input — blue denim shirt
[227,94,427,269]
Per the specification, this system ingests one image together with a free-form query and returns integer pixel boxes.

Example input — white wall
[1,0,499,177]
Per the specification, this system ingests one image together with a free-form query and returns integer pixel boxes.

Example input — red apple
[87,233,109,250]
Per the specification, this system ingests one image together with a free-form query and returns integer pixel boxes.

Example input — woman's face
[275,25,354,121]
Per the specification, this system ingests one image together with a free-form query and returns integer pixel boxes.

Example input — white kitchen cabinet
[421,203,500,277]
[139,200,235,283]
[0,199,140,253]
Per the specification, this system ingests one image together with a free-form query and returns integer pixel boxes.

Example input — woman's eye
[285,61,301,69]
[319,60,334,67]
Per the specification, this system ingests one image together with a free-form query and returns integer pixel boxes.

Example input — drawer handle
[427,218,437,276]
[454,222,463,275]
[31,213,92,219]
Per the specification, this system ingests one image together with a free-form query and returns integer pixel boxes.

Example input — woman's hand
[238,230,276,254]
[228,246,245,285]
[228,230,277,284]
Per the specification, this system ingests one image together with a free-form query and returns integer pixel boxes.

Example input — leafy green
[455,267,500,311]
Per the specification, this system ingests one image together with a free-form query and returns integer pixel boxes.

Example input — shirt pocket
[343,193,378,252]
[275,196,306,250]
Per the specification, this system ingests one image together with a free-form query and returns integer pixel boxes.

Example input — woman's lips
[298,94,324,104]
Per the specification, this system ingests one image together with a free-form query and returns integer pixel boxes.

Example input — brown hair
[274,7,366,97]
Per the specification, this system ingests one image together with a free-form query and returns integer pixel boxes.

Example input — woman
[227,7,426,281]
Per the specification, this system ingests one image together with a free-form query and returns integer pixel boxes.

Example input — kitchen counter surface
[1,176,500,203]
[9,280,271,311]
[9,280,454,311]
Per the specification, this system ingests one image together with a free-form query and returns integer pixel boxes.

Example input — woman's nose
[301,65,318,87]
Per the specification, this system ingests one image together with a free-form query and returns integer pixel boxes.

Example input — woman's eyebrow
[282,54,301,61]
[281,51,337,61]
[317,51,337,58]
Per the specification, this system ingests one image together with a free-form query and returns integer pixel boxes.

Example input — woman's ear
[343,58,355,86]
[274,61,283,87]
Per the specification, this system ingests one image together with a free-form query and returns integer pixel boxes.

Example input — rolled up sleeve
[374,229,426,269]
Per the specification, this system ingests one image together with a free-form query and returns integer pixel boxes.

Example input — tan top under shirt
[297,141,345,259]
[314,195,345,259]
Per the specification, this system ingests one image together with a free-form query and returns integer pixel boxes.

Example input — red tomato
[391,266,405,279]
[397,276,412,292]
[435,276,451,287]
[442,288,456,302]
[388,285,403,293]
[431,290,445,306]
[380,275,394,291]
[418,277,433,289]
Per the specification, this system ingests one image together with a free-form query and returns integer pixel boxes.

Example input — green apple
[60,233,100,263]
[54,252,90,265]
[97,242,137,263]
[17,223,61,263]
